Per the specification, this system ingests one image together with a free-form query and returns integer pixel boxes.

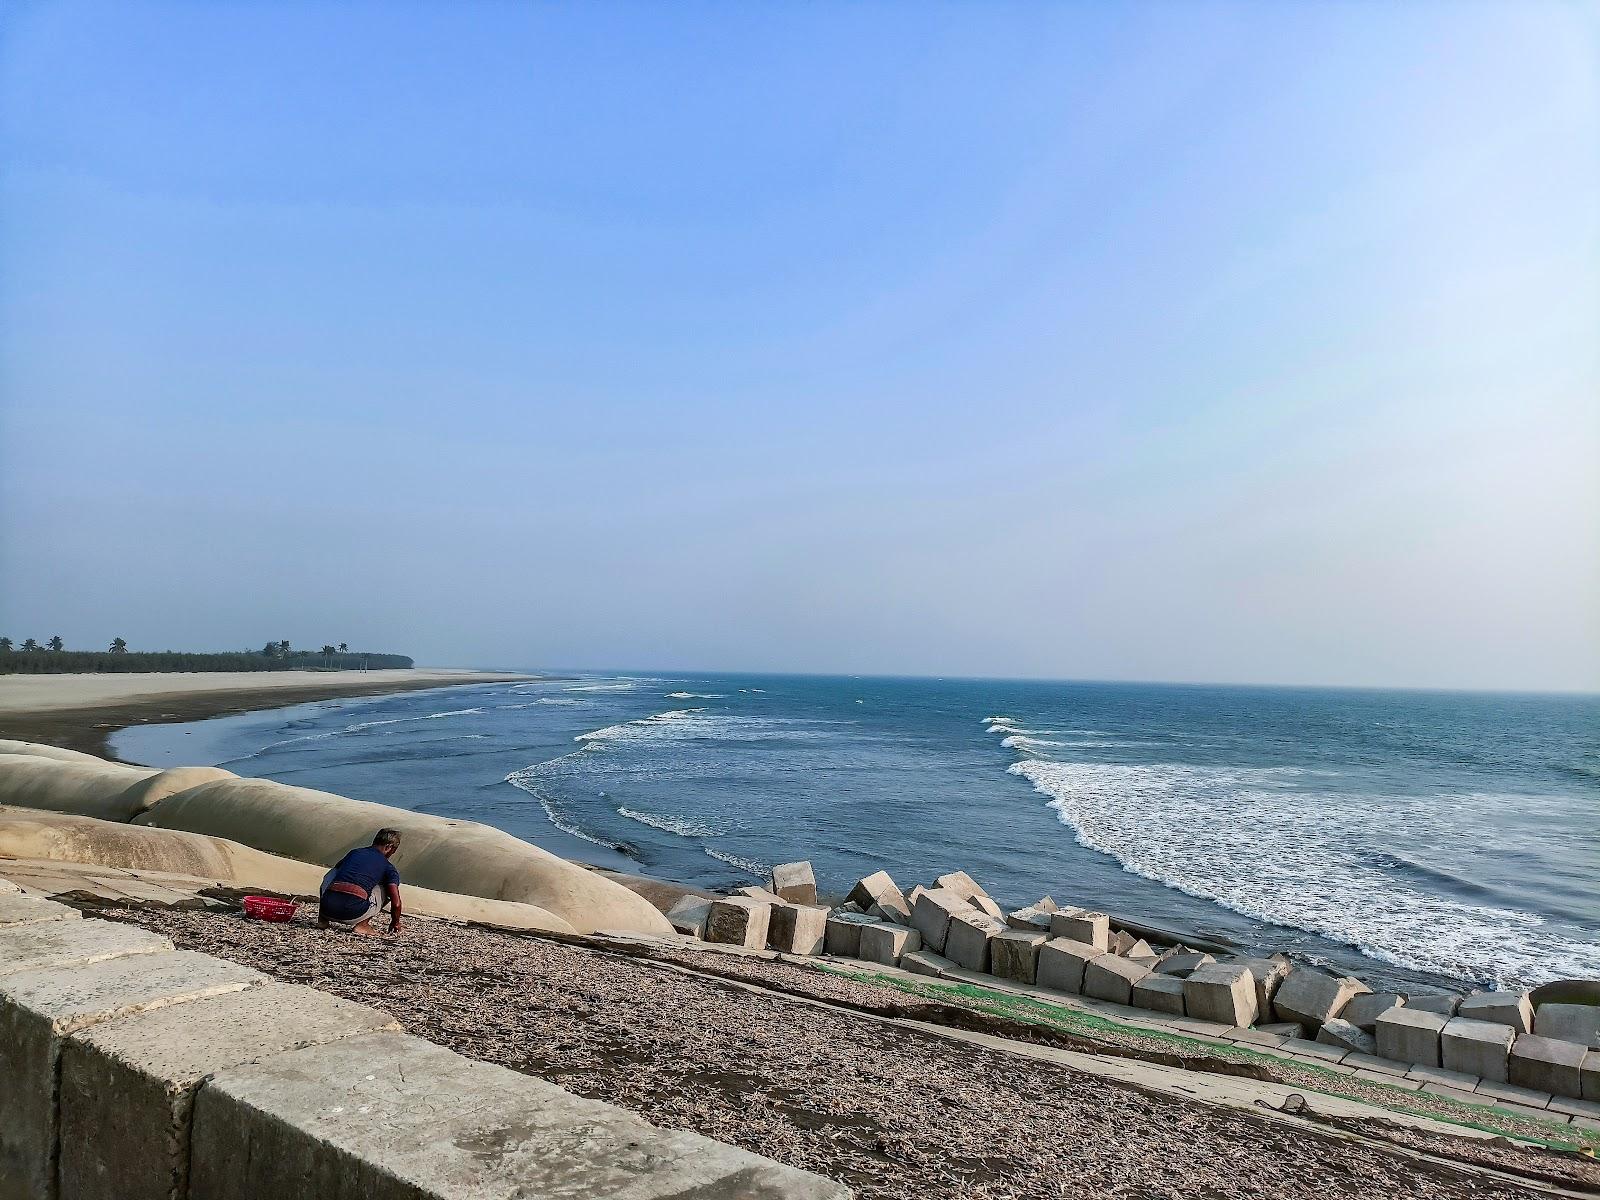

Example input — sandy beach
[0,669,534,759]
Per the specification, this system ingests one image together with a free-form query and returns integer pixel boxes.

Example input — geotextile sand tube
[0,753,160,822]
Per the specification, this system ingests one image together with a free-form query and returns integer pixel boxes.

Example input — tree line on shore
[0,637,413,675]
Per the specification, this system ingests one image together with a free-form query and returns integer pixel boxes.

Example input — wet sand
[0,669,534,759]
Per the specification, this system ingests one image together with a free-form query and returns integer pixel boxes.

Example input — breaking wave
[617,807,725,838]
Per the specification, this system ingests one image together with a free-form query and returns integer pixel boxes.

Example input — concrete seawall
[0,893,848,1200]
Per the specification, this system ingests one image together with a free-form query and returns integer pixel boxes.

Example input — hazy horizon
[3,2,1597,693]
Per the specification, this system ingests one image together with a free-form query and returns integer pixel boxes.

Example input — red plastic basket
[241,895,299,922]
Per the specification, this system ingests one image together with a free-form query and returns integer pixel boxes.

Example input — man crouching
[318,827,404,936]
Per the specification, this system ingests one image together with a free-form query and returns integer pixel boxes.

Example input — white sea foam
[1000,734,1065,751]
[617,807,725,838]
[665,691,725,700]
[504,759,627,852]
[565,682,641,693]
[574,709,834,746]
[704,846,770,877]
[1008,759,1600,986]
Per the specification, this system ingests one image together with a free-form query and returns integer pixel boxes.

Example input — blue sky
[2,1,1596,689]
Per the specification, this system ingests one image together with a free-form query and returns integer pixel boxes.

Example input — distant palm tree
[278,640,291,656]
[22,638,40,652]
[0,637,12,653]
[338,642,349,654]
[320,644,336,667]
[110,638,128,653]
[47,636,64,652]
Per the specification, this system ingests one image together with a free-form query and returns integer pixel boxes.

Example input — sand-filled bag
[135,776,671,936]
[0,754,160,822]
[0,739,119,766]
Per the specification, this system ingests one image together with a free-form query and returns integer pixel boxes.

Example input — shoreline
[0,669,536,760]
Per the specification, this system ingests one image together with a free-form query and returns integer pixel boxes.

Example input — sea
[111,673,1600,993]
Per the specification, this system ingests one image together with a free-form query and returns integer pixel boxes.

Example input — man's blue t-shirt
[330,846,400,893]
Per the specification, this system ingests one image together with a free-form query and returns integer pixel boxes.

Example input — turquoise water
[114,673,1600,991]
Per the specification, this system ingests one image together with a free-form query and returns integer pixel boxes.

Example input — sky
[1,1,1596,690]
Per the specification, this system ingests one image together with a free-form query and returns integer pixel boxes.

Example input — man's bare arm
[385,883,403,933]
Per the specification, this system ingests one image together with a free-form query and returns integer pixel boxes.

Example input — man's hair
[373,828,402,851]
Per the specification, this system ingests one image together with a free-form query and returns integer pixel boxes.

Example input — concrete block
[1154,951,1214,978]
[766,904,828,956]
[0,949,262,1200]
[933,870,989,903]
[1182,964,1258,1028]
[1006,907,1053,933]
[704,898,770,949]
[989,930,1048,984]
[1405,992,1461,1017]
[1083,955,1149,1005]
[1441,1018,1515,1083]
[1316,1018,1377,1057]
[910,887,965,955]
[1341,992,1404,1033]
[1131,972,1186,1016]
[1584,1050,1600,1101]
[943,912,1004,972]
[1272,967,1369,1030]
[1376,1006,1449,1067]
[0,918,172,978]
[1122,938,1153,959]
[1033,896,1059,912]
[1223,956,1290,1018]
[191,1032,849,1200]
[822,912,875,957]
[857,921,920,966]
[1036,938,1099,995]
[1258,1021,1307,1039]
[844,870,909,922]
[968,895,1004,920]
[901,950,953,978]
[1509,1033,1588,1099]
[769,861,817,906]
[0,894,81,929]
[0,878,19,894]
[665,896,711,939]
[866,901,908,925]
[1048,909,1109,952]
[1458,990,1533,1034]
[1108,930,1136,956]
[59,982,398,1200]
[1534,1003,1600,1049]
[735,886,784,903]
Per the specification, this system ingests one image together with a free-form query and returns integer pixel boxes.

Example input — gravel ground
[106,906,1583,1200]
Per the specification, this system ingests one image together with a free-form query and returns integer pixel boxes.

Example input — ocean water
[113,674,1600,992]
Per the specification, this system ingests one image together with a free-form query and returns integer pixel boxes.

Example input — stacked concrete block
[58,982,399,1200]
[933,870,987,903]
[768,904,828,956]
[704,897,771,949]
[665,896,712,939]
[1509,1033,1588,1098]
[1131,973,1186,1016]
[1006,907,1053,933]
[1224,956,1290,1020]
[0,893,82,929]
[189,1032,850,1200]
[1257,1022,1306,1040]
[902,950,954,978]
[1272,967,1369,1031]
[1376,1006,1449,1067]
[1048,909,1109,952]
[910,887,965,955]
[1440,1017,1516,1083]
[0,948,264,1199]
[1121,938,1153,959]
[0,918,172,978]
[1583,1051,1600,1101]
[735,886,784,903]
[844,871,909,924]
[857,921,920,967]
[1316,1018,1376,1057]
[1036,938,1100,995]
[1341,993,1404,1033]
[1534,1003,1600,1049]
[1458,990,1533,1034]
[823,912,877,957]
[1154,951,1213,978]
[1182,964,1258,1028]
[944,912,1005,973]
[770,861,818,906]
[1083,955,1149,1005]
[1108,930,1137,956]
[968,895,1005,920]
[989,930,1048,984]
[1405,992,1461,1017]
